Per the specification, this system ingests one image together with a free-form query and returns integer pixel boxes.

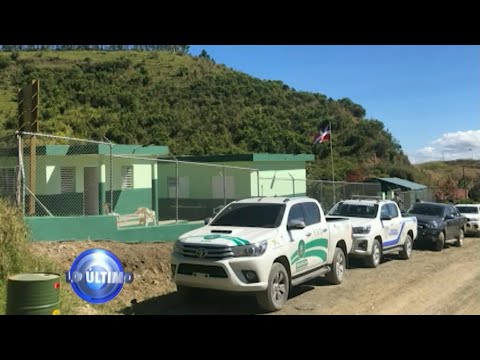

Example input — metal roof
[175,153,314,163]
[375,177,427,190]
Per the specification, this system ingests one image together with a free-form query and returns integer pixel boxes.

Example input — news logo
[66,248,133,304]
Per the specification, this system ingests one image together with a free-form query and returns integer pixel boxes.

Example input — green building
[159,154,314,219]
[0,144,168,217]
[1,146,314,221]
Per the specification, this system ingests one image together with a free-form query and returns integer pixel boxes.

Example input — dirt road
[30,237,480,315]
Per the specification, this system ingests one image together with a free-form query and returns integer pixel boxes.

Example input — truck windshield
[456,206,479,214]
[408,204,444,217]
[328,202,378,219]
[210,203,286,228]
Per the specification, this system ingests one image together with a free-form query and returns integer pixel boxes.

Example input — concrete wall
[25,216,203,242]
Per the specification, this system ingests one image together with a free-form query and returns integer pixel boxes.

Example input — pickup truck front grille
[177,264,228,278]
[175,243,234,260]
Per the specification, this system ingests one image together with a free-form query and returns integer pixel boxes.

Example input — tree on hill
[435,178,458,202]
[199,49,215,63]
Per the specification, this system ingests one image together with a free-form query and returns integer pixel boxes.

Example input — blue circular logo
[66,248,133,304]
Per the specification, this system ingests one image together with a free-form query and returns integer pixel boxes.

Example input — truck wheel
[325,247,346,285]
[365,239,381,268]
[433,232,445,252]
[399,234,413,260]
[454,229,464,247]
[256,262,290,312]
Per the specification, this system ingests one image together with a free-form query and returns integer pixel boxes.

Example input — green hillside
[416,160,480,194]
[0,50,416,181]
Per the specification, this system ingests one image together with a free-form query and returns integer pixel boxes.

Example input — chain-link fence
[19,132,113,217]
[306,179,382,212]
[111,154,259,222]
[17,132,260,222]
[400,189,435,211]
[250,177,381,212]
[10,131,436,223]
[0,134,20,205]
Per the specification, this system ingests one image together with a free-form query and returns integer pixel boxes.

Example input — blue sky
[190,45,480,164]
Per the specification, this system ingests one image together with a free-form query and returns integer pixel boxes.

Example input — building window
[61,167,76,194]
[121,166,133,189]
[167,176,189,198]
[0,167,16,195]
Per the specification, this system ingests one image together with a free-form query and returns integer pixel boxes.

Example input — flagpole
[330,122,335,204]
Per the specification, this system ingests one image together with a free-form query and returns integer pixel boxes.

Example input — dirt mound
[29,241,176,314]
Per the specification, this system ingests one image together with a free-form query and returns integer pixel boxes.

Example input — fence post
[288,173,295,196]
[16,133,22,209]
[99,164,106,215]
[151,163,158,224]
[256,170,260,197]
[175,160,179,223]
[223,166,226,206]
[320,181,323,202]
[109,143,113,212]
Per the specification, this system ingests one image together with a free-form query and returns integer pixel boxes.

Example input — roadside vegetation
[0,199,117,314]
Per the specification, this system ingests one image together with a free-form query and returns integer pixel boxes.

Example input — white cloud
[407,129,480,164]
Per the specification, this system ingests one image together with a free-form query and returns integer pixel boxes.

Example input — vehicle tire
[454,229,464,247]
[433,231,445,252]
[256,262,290,312]
[365,239,382,268]
[325,247,347,285]
[399,235,413,260]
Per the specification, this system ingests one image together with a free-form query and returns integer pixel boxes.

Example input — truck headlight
[425,222,439,229]
[353,225,371,234]
[232,240,268,257]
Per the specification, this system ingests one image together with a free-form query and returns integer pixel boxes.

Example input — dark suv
[406,202,466,251]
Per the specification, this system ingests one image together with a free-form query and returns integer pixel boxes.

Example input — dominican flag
[313,124,331,144]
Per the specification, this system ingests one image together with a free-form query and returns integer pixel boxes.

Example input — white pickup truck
[171,197,353,312]
[455,204,480,236]
[327,199,417,268]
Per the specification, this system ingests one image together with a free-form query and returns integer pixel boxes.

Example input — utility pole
[18,80,39,215]
[463,166,467,199]
[329,122,335,204]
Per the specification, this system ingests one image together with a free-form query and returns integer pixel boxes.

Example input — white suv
[455,204,480,236]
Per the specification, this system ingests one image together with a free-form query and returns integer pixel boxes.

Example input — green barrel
[6,273,61,315]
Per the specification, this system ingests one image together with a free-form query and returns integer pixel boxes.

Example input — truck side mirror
[445,214,455,220]
[204,217,212,225]
[287,219,306,230]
